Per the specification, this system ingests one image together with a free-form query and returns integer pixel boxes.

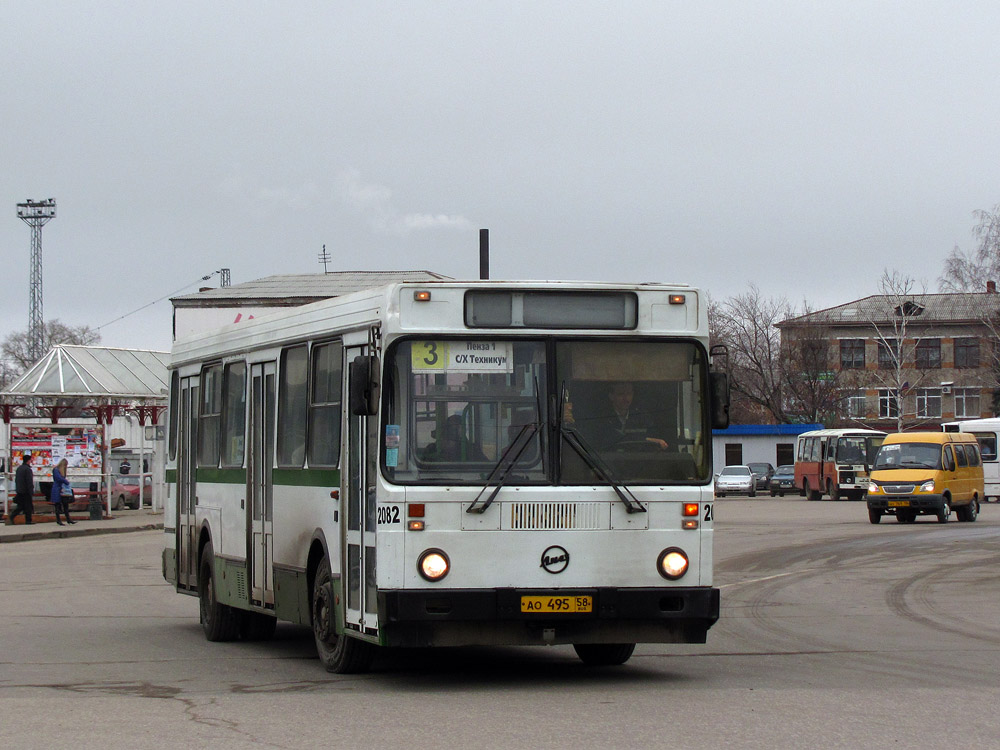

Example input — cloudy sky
[3,2,999,353]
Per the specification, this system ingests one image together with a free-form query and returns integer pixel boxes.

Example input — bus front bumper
[378,586,720,648]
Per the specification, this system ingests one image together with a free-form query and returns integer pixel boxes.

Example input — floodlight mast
[17,198,56,362]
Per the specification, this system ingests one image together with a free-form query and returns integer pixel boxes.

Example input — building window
[776,443,794,466]
[840,339,866,370]
[954,387,981,419]
[915,339,941,369]
[879,389,899,419]
[915,388,942,418]
[878,339,899,370]
[845,389,866,419]
[954,338,980,368]
[725,443,743,466]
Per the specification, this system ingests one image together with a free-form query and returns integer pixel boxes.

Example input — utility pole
[318,244,331,273]
[219,268,231,287]
[17,198,56,362]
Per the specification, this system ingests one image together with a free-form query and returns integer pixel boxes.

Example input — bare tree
[857,270,935,431]
[940,203,1000,292]
[780,305,843,424]
[710,286,792,423]
[1,319,101,388]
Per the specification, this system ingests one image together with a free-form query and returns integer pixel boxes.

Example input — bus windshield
[836,435,883,465]
[383,338,711,485]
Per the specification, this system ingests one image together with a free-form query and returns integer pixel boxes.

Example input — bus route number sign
[412,341,514,373]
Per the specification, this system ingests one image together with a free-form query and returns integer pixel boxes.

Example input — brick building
[777,289,1000,430]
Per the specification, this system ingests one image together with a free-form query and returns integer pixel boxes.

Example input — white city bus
[162,280,729,672]
[943,417,1000,501]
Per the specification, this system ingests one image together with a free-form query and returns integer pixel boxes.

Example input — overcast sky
[3,2,1000,353]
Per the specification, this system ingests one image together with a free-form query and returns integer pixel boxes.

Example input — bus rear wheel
[573,643,636,666]
[199,541,240,642]
[312,557,375,674]
[804,479,821,502]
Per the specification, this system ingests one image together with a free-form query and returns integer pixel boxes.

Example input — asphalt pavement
[1,506,164,543]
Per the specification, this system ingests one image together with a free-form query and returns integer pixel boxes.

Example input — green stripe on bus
[169,467,341,487]
[272,468,341,487]
[196,468,248,484]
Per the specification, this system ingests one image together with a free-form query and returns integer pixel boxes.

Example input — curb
[0,521,163,544]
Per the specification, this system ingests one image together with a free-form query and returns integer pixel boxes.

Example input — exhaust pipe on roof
[480,228,489,280]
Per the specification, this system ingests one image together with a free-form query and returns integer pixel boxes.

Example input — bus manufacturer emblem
[540,545,570,574]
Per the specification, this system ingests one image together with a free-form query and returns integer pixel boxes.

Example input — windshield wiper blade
[560,424,646,514]
[466,422,540,514]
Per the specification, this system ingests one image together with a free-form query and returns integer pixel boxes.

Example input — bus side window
[277,345,308,467]
[198,363,223,468]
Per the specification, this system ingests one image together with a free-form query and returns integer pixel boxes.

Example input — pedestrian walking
[8,452,35,525]
[50,458,76,526]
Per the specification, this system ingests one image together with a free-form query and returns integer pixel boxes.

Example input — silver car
[715,465,756,497]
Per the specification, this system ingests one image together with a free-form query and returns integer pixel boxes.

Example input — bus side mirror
[710,372,730,430]
[349,355,380,416]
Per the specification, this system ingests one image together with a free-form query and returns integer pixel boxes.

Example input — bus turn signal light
[408,504,425,517]
[414,290,432,301]
[683,503,699,516]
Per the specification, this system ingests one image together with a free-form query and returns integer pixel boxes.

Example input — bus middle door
[248,362,276,609]
[176,376,199,592]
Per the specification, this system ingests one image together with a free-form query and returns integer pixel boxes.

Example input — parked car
[112,475,152,510]
[747,462,775,490]
[66,481,102,511]
[769,464,795,496]
[715,465,756,497]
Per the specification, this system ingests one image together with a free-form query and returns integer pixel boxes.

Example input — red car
[66,477,151,511]
[111,476,152,510]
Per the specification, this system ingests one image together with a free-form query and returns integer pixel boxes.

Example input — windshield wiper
[466,422,540,514]
[555,380,645,514]
[559,424,646,514]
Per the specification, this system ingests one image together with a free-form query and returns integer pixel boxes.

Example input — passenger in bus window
[580,382,670,451]
[421,415,487,462]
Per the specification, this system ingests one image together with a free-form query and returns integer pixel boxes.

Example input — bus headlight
[919,480,935,493]
[657,548,689,580]
[868,482,881,494]
[418,549,450,582]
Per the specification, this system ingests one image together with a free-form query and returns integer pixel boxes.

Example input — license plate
[858,478,869,487]
[888,500,910,507]
[521,595,593,613]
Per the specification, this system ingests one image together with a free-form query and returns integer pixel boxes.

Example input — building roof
[712,423,823,436]
[778,292,1000,328]
[171,271,453,307]
[2,345,170,399]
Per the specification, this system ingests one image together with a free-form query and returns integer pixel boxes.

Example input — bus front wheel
[573,643,636,666]
[312,557,375,674]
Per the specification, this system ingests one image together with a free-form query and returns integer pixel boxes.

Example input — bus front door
[345,345,379,637]
[248,362,276,609]
[176,377,199,591]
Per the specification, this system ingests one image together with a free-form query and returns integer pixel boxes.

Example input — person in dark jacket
[50,458,76,526]
[8,452,35,525]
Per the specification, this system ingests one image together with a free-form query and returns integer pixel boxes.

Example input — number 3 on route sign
[412,341,445,370]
